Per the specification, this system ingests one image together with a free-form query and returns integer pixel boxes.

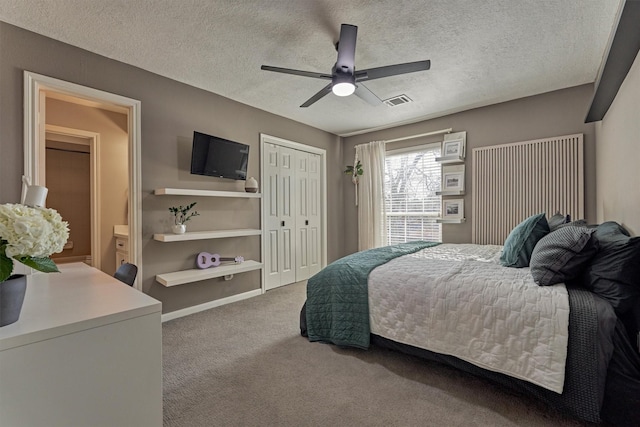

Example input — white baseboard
[161,288,263,322]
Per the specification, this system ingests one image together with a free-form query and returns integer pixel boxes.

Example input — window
[385,143,441,244]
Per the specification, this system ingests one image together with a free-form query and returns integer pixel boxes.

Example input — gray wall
[0,22,344,313]
[342,84,597,255]
[595,49,640,236]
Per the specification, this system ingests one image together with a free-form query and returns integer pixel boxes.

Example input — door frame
[24,71,143,289]
[259,134,327,292]
[45,125,101,269]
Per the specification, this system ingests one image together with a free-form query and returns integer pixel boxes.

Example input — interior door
[278,146,296,286]
[294,151,322,279]
[263,144,296,290]
[307,153,322,277]
[295,151,310,280]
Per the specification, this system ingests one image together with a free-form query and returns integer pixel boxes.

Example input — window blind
[385,143,442,244]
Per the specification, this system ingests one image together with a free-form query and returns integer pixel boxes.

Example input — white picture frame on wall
[442,165,465,192]
[442,139,464,158]
[443,131,466,158]
[443,198,464,219]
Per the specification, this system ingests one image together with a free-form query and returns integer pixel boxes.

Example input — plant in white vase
[169,202,199,234]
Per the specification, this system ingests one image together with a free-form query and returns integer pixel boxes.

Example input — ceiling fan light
[332,82,355,97]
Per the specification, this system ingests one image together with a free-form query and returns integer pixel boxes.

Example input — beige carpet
[162,282,591,426]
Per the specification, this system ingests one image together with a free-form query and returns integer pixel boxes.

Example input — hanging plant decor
[344,160,363,184]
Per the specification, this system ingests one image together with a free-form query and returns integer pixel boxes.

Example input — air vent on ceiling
[384,94,412,107]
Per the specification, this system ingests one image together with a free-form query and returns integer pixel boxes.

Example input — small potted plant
[344,160,363,184]
[169,202,199,234]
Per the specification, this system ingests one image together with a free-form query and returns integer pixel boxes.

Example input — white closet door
[295,151,310,280]
[307,153,322,277]
[278,146,296,286]
[263,144,296,290]
[263,143,281,290]
[263,140,323,289]
[296,152,322,279]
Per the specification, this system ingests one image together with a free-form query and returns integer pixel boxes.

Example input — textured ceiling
[0,0,622,136]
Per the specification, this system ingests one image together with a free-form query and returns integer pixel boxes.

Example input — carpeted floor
[162,282,591,426]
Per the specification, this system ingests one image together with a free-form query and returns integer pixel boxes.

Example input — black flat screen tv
[190,131,249,180]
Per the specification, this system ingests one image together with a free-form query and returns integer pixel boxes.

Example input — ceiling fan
[261,24,431,108]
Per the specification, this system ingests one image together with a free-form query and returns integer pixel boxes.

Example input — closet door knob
[281,221,285,226]
[305,220,309,225]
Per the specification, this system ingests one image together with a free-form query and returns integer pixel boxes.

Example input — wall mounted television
[190,131,249,181]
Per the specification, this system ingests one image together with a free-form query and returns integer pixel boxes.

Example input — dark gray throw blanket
[305,241,439,349]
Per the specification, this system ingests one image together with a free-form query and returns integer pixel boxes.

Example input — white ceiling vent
[384,94,413,107]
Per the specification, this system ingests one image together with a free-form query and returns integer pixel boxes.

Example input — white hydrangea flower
[0,203,69,259]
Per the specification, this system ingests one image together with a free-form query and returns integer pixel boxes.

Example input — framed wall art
[442,198,464,219]
[442,165,465,192]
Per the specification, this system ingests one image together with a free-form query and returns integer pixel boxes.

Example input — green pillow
[500,213,550,268]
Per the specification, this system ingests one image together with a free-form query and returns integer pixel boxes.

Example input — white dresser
[0,263,162,427]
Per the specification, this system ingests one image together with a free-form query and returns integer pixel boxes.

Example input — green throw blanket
[305,241,440,349]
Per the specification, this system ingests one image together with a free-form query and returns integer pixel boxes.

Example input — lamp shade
[332,72,356,96]
[332,82,355,96]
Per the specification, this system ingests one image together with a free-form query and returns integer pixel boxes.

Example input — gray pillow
[530,226,598,286]
[500,213,550,268]
[547,212,569,231]
[572,222,640,314]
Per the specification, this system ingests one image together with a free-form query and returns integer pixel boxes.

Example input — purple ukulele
[197,252,244,269]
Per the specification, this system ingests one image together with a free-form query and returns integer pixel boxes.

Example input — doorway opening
[24,71,142,288]
[45,125,100,267]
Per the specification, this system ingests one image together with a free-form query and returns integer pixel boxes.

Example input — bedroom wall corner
[342,85,597,254]
[0,21,344,313]
[595,48,640,236]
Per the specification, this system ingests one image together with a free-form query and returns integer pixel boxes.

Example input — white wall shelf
[154,188,261,198]
[153,229,261,242]
[436,190,466,196]
[435,155,465,164]
[436,218,466,224]
[155,260,263,287]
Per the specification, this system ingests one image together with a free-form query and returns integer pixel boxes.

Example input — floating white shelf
[435,155,465,164]
[153,229,261,242]
[154,188,261,198]
[436,218,466,224]
[156,260,263,287]
[436,190,466,196]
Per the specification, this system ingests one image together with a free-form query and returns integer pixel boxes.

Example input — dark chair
[114,263,138,287]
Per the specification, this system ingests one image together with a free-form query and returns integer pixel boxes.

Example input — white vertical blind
[385,143,442,244]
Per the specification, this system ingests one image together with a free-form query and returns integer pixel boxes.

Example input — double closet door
[264,143,322,290]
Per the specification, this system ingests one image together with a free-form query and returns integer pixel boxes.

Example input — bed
[300,215,640,426]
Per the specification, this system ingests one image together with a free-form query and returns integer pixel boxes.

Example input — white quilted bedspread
[368,244,570,393]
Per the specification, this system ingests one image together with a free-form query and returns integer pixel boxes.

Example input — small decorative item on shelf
[0,202,70,326]
[169,202,199,234]
[245,177,258,193]
[196,252,244,269]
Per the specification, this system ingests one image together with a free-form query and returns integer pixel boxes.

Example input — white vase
[172,224,186,234]
[245,177,258,193]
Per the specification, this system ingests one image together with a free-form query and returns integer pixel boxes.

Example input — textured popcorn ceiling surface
[0,0,622,135]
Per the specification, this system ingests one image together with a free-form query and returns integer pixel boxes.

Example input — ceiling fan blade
[355,60,431,81]
[354,83,382,106]
[300,84,333,108]
[335,24,357,74]
[261,65,332,80]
